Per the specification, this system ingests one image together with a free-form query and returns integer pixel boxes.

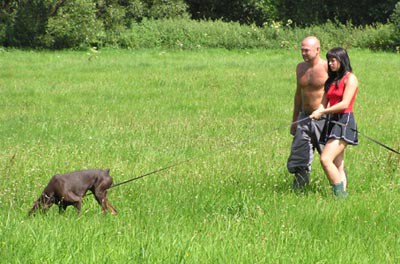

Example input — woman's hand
[310,109,324,120]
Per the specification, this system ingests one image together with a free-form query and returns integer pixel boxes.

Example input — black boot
[292,170,310,190]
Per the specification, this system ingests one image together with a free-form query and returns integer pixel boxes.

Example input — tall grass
[0,49,399,263]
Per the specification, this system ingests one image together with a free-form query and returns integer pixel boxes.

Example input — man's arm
[290,86,302,135]
[290,66,302,135]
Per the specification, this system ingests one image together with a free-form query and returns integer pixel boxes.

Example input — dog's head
[40,192,55,208]
[28,192,54,216]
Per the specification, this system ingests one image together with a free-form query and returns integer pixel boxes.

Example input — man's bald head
[302,36,321,48]
[301,36,321,63]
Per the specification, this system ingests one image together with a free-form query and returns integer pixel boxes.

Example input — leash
[107,116,311,190]
[324,118,400,155]
[87,115,397,196]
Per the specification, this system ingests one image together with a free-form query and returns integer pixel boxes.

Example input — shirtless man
[287,36,328,189]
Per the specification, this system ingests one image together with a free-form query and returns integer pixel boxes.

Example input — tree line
[1,0,399,49]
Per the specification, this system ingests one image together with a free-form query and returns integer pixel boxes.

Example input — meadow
[0,48,399,263]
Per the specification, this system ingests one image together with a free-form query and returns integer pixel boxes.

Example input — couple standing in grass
[287,36,359,197]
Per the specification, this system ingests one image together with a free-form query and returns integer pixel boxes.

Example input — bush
[144,0,190,19]
[114,18,400,51]
[118,18,273,49]
[390,2,400,47]
[0,11,11,45]
[10,0,53,47]
[356,23,397,51]
[1,2,399,51]
[124,0,146,25]
[187,0,277,26]
[43,0,104,49]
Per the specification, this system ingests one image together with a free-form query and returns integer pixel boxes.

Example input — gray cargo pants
[287,112,325,174]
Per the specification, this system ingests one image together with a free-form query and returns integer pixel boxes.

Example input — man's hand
[290,123,297,136]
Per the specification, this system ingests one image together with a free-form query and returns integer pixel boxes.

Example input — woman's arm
[310,73,358,119]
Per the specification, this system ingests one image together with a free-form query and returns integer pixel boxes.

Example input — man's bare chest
[298,69,326,88]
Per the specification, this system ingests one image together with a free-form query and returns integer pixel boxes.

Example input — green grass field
[0,48,399,263]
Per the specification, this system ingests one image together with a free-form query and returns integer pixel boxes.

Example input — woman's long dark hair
[325,47,352,92]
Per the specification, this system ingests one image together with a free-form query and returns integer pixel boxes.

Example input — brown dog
[29,169,117,215]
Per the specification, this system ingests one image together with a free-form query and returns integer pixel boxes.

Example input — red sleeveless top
[326,73,357,113]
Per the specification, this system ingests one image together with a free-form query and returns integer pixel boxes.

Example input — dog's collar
[43,193,51,200]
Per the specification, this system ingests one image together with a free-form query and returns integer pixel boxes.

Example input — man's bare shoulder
[296,61,308,69]
[296,61,308,74]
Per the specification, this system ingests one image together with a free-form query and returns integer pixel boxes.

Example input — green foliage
[11,0,53,47]
[186,0,277,26]
[392,2,400,29]
[43,0,104,49]
[276,0,398,26]
[96,1,128,47]
[0,8,11,45]
[0,0,399,50]
[356,23,397,51]
[146,0,190,19]
[0,0,190,49]
[390,2,400,47]
[100,3,127,31]
[186,0,397,26]
[93,0,190,47]
[249,0,278,25]
[123,0,146,25]
[119,18,273,49]
[114,18,400,51]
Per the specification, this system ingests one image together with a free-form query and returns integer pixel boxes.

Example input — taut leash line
[325,119,399,155]
[107,116,311,190]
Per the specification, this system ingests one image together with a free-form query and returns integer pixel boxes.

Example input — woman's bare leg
[320,139,348,194]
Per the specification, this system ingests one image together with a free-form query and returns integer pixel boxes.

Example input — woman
[310,47,359,197]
